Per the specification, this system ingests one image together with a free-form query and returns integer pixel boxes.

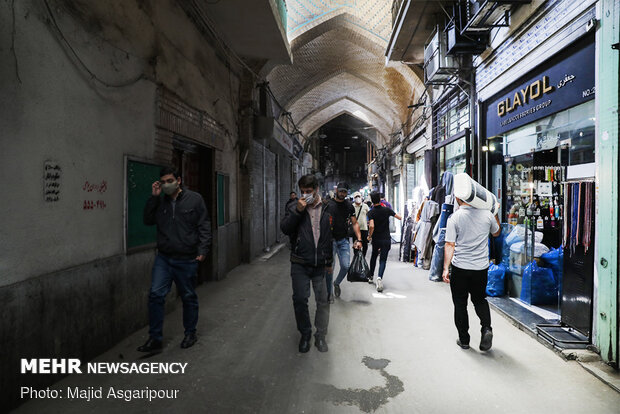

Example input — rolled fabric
[453,173,500,215]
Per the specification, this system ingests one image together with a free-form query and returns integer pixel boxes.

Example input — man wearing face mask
[326,182,362,301]
[352,191,370,258]
[138,167,211,352]
[281,174,334,353]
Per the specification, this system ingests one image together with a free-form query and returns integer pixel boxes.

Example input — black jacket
[280,202,334,267]
[144,189,212,259]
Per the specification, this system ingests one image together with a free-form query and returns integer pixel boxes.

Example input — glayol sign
[485,37,594,138]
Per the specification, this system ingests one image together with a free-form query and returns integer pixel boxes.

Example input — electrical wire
[188,0,260,79]
[42,0,145,88]
[10,0,22,84]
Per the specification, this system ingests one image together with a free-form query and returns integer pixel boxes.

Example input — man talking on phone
[138,167,211,352]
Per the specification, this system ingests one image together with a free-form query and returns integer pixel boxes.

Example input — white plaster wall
[0,0,243,285]
[0,0,156,286]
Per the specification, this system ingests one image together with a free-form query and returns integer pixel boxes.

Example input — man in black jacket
[138,167,211,352]
[281,174,333,353]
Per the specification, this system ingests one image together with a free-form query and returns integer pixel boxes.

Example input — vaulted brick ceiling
[266,1,425,148]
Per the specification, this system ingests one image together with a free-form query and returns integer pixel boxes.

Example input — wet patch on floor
[312,356,404,412]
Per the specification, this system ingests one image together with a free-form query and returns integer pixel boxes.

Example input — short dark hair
[379,192,385,198]
[290,191,297,196]
[298,174,318,189]
[160,166,180,179]
[370,191,381,204]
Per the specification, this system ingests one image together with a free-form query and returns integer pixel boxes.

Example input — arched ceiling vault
[266,9,425,149]
[300,97,391,145]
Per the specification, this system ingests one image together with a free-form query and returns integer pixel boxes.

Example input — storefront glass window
[415,155,424,187]
[434,88,469,144]
[504,100,595,166]
[439,138,467,176]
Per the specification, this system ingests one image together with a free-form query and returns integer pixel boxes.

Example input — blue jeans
[327,238,351,293]
[429,203,453,281]
[148,254,199,341]
[429,228,446,281]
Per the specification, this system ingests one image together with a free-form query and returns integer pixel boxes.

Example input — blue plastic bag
[496,223,513,267]
[520,261,557,305]
[541,247,563,289]
[486,263,506,297]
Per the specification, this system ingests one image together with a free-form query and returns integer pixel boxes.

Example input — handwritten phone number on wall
[83,200,107,210]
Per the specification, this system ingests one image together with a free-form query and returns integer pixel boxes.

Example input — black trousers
[369,239,391,279]
[290,263,330,339]
[449,265,491,344]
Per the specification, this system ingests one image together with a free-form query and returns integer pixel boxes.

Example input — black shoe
[456,339,470,349]
[334,283,341,298]
[180,333,197,349]
[137,338,162,352]
[299,336,311,353]
[367,276,374,284]
[480,328,493,351]
[315,337,328,352]
[327,293,334,304]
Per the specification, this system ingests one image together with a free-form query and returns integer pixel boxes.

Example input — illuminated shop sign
[485,37,594,138]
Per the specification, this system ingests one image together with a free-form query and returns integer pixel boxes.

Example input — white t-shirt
[445,206,499,270]
[353,203,370,231]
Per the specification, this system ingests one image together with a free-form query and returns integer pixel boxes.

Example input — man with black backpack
[326,182,362,301]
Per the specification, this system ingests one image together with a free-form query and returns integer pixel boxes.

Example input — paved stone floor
[14,246,620,413]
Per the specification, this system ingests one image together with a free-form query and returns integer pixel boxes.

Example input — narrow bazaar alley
[14,248,620,413]
[1,0,619,413]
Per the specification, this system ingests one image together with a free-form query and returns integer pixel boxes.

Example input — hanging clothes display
[582,182,592,253]
[428,172,455,280]
[428,203,454,281]
[413,199,439,269]
[563,181,594,256]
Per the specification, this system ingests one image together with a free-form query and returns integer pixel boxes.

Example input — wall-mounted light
[344,146,351,150]
[352,135,358,139]
[489,144,496,152]
[482,145,489,152]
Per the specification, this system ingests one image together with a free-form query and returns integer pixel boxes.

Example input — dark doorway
[172,139,216,284]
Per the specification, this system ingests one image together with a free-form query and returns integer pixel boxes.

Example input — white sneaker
[376,278,383,292]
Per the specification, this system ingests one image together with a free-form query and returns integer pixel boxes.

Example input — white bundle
[453,173,500,215]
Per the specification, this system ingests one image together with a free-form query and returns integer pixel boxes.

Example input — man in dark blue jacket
[281,174,333,353]
[138,167,211,352]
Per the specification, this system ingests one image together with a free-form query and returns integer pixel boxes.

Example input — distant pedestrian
[352,191,370,257]
[139,167,211,352]
[281,174,333,353]
[326,182,362,301]
[443,197,501,351]
[380,193,393,209]
[286,191,298,210]
[367,191,401,291]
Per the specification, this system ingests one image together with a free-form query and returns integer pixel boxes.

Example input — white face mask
[354,197,361,204]
[302,192,315,205]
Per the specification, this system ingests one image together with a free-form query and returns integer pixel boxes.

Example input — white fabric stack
[453,173,500,215]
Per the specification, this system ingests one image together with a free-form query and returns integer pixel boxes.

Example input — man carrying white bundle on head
[442,173,501,352]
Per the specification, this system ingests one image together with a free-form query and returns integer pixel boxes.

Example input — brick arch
[288,71,400,126]
[266,18,424,138]
[299,97,392,147]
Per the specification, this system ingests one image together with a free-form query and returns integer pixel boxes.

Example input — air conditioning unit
[424,29,458,84]
[447,24,488,55]
[462,0,531,33]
